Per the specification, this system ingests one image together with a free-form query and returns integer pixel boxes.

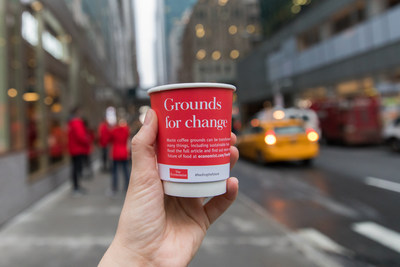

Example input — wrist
[99,239,154,267]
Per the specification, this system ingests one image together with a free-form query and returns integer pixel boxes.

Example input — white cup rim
[148,82,236,94]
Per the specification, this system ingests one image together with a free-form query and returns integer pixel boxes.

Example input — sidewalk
[0,169,328,267]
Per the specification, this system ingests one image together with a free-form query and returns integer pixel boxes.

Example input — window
[332,5,365,34]
[24,47,41,174]
[196,9,206,19]
[22,12,39,46]
[274,126,305,135]
[234,8,241,18]
[298,27,320,51]
[23,32,68,176]
[44,73,67,165]
[0,7,24,153]
[215,64,221,73]
[225,64,231,74]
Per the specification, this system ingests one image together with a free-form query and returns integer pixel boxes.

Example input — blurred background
[1,0,400,266]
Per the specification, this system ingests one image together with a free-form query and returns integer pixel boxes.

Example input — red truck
[310,96,381,145]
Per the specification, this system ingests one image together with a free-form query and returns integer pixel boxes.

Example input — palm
[156,197,209,266]
[120,168,211,265]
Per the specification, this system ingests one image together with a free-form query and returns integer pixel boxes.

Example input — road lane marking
[312,195,358,218]
[287,177,358,218]
[202,236,288,247]
[230,217,258,233]
[295,228,349,255]
[353,222,400,254]
[238,194,343,267]
[365,177,400,194]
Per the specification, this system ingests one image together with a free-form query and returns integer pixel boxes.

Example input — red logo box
[170,168,188,179]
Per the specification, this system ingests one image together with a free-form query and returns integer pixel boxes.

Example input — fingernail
[144,109,153,125]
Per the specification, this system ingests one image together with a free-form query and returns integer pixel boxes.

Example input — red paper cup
[148,83,236,197]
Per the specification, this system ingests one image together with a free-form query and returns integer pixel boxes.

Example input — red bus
[310,96,381,145]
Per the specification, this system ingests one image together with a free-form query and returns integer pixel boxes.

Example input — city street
[1,144,399,266]
[232,144,400,266]
[0,164,322,267]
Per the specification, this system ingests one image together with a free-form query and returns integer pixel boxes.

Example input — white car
[284,108,321,136]
[255,107,321,136]
[383,116,400,152]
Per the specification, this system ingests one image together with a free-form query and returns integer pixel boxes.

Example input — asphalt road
[232,144,400,267]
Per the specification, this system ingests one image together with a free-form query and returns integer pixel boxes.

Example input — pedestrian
[82,118,94,179]
[99,109,239,266]
[67,106,90,195]
[109,118,130,195]
[98,117,111,172]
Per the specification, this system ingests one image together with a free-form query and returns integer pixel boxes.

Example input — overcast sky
[134,0,157,88]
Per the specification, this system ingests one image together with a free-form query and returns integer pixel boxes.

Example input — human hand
[99,109,239,267]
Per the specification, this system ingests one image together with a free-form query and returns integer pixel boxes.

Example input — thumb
[131,109,158,173]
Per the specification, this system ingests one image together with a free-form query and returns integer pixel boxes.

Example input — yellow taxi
[237,118,319,165]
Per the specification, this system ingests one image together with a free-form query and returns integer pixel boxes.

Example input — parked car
[237,119,319,165]
[383,116,400,152]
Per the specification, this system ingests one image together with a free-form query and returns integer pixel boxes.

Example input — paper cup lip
[147,82,236,95]
[163,180,227,197]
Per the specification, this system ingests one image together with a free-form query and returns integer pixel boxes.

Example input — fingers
[230,132,237,146]
[230,132,239,169]
[204,177,239,226]
[131,109,158,172]
[230,146,239,170]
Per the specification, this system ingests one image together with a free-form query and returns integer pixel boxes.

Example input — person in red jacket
[98,118,111,172]
[109,118,130,195]
[67,106,90,194]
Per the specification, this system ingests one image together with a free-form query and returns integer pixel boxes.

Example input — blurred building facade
[237,0,400,123]
[259,0,318,38]
[163,0,197,83]
[155,0,167,86]
[0,0,138,225]
[178,0,262,84]
[167,9,191,83]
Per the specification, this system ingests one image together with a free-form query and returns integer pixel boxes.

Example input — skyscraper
[155,0,197,84]
[178,0,261,83]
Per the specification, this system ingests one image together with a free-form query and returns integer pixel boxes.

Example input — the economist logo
[170,168,188,179]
